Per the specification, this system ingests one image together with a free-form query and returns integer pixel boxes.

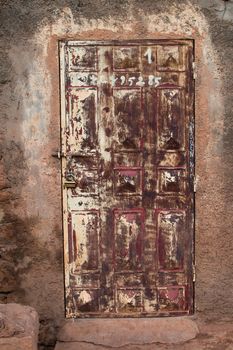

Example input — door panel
[60,40,194,317]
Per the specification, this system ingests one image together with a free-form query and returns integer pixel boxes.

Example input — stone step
[0,303,39,350]
[55,341,179,350]
[55,343,116,350]
[55,317,198,350]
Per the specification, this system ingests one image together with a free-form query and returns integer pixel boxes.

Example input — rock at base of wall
[0,303,39,350]
[56,317,198,349]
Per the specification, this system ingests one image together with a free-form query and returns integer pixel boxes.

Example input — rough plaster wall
[0,0,233,348]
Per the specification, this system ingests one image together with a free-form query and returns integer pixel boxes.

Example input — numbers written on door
[60,40,194,318]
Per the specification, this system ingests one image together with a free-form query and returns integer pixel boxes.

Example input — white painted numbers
[75,73,162,87]
[112,74,161,87]
[149,75,161,87]
[144,47,153,64]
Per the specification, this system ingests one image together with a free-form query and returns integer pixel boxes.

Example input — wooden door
[59,40,194,318]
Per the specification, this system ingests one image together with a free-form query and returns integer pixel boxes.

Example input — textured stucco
[0,0,233,348]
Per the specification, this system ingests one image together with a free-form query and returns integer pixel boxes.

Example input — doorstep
[55,317,198,349]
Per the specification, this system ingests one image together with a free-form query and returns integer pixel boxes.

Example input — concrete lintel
[57,317,199,347]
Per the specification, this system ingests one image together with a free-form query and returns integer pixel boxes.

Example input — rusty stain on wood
[60,40,194,318]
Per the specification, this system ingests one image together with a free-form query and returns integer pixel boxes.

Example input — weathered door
[60,40,194,317]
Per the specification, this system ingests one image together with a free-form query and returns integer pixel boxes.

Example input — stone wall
[0,0,233,348]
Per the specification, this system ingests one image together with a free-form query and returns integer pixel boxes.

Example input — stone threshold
[55,317,198,349]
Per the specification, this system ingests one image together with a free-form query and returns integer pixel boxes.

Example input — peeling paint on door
[60,40,194,318]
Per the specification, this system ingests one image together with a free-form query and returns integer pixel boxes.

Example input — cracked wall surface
[0,0,233,348]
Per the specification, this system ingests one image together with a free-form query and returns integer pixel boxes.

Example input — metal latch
[64,180,76,188]
[52,150,67,159]
[64,171,76,188]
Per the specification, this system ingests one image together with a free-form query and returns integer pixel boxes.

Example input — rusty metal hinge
[193,175,198,193]
[192,62,197,80]
[192,264,196,282]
